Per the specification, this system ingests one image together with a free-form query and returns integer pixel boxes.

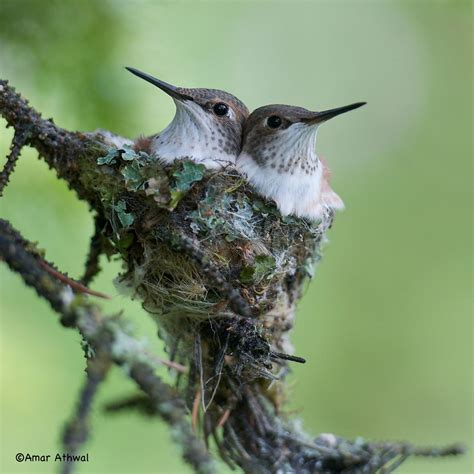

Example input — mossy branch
[62,353,111,474]
[0,79,464,473]
[0,218,216,474]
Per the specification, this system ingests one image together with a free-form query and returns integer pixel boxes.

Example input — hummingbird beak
[304,102,366,124]
[125,67,193,102]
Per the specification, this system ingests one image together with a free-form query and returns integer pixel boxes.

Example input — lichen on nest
[96,143,334,421]
[98,145,331,356]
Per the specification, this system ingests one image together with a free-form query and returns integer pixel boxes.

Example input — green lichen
[121,160,146,191]
[189,183,258,241]
[97,147,119,165]
[168,161,206,209]
[112,200,134,227]
[240,254,277,285]
[97,145,148,166]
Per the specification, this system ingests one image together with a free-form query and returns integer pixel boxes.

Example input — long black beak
[125,66,192,101]
[305,102,366,124]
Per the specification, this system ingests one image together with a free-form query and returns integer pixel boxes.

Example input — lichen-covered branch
[62,353,111,474]
[0,79,464,473]
[80,214,108,285]
[0,127,30,196]
[0,81,97,197]
[0,218,216,474]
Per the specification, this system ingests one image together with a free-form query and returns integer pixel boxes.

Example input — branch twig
[0,218,217,474]
[0,127,31,196]
[62,353,111,474]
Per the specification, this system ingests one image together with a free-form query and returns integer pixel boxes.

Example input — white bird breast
[237,123,339,221]
[237,151,328,221]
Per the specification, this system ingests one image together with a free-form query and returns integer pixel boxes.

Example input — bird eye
[213,102,229,116]
[267,115,282,129]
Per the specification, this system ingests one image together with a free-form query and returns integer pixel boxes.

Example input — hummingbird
[236,102,366,221]
[126,67,249,169]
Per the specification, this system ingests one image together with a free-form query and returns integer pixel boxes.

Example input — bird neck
[244,123,320,173]
[151,101,234,169]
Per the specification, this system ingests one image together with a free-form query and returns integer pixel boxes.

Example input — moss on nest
[98,147,332,374]
[96,144,333,412]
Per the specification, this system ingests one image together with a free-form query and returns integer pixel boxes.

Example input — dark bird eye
[267,115,282,129]
[213,102,229,116]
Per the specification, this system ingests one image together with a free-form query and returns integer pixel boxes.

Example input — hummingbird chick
[237,102,365,221]
[126,67,249,169]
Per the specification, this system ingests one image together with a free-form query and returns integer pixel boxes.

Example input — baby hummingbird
[126,67,249,169]
[237,102,365,220]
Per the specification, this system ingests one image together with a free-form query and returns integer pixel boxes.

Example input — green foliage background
[0,1,471,473]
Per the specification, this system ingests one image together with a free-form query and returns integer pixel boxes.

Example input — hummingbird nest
[93,145,344,471]
[99,145,330,385]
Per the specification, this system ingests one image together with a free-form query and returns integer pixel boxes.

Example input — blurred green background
[0,1,471,473]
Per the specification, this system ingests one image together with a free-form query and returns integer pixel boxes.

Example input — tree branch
[0,127,30,195]
[0,218,217,474]
[62,353,111,474]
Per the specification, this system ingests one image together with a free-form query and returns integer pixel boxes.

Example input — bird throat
[237,123,326,219]
[249,123,319,175]
[151,100,235,169]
